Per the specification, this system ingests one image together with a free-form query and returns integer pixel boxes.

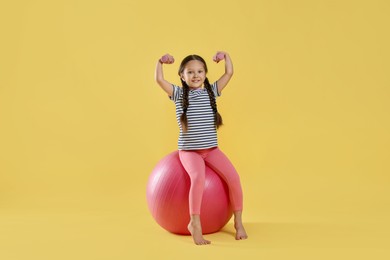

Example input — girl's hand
[160,54,175,64]
[213,51,227,63]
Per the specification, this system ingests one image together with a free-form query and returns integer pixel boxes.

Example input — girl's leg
[179,150,211,245]
[233,211,248,240]
[204,148,248,240]
[204,148,243,212]
[179,150,206,215]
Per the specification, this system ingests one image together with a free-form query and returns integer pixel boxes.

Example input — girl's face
[181,60,206,89]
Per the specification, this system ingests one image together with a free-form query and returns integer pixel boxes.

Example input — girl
[155,52,248,245]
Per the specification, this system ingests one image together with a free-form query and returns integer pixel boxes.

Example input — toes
[196,240,210,245]
[236,234,248,240]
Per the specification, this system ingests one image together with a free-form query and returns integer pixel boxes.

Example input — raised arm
[213,51,234,93]
[155,54,175,96]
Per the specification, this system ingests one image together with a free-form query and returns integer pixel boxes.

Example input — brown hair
[178,55,223,132]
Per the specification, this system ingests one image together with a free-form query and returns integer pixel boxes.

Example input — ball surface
[146,151,233,235]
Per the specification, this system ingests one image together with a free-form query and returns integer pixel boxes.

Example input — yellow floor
[1,198,389,260]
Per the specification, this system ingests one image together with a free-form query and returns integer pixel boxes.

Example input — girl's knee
[188,171,205,184]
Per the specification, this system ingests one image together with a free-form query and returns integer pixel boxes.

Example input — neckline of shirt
[189,88,204,93]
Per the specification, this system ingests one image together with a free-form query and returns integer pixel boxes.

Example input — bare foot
[234,222,248,240]
[188,222,211,245]
[233,211,248,240]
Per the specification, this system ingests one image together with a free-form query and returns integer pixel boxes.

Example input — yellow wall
[1,0,389,259]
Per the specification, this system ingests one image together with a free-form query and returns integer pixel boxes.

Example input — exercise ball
[146,151,233,235]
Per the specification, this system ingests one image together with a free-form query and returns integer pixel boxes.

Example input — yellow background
[1,0,389,259]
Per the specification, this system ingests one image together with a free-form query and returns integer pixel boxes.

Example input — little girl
[155,51,248,245]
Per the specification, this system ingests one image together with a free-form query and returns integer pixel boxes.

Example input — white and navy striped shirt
[170,82,221,150]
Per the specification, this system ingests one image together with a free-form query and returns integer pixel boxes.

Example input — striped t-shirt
[169,82,221,150]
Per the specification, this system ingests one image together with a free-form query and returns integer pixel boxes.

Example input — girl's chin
[190,85,201,88]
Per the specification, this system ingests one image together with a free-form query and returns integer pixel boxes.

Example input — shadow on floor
[209,221,390,249]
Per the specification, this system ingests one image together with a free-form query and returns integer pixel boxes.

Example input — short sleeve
[211,82,221,97]
[169,85,182,101]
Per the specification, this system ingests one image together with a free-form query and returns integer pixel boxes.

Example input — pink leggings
[179,147,243,215]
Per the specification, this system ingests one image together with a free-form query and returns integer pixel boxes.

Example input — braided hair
[178,55,223,132]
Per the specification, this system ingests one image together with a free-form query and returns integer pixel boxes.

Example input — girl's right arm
[155,54,175,96]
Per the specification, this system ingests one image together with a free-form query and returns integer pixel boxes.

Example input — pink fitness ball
[146,151,233,235]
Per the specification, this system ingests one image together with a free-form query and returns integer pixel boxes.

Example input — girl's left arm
[214,51,233,93]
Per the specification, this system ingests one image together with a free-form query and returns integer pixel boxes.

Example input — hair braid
[204,77,223,129]
[180,79,190,132]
